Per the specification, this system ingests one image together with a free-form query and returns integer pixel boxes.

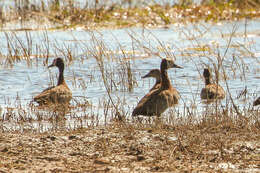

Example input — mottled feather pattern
[34,84,72,105]
[132,59,182,117]
[33,58,72,106]
[201,84,225,100]
[133,87,180,116]
[200,68,225,101]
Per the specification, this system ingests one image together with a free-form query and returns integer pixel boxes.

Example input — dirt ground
[0,121,259,172]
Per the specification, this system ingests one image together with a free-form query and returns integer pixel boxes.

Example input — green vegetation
[1,0,260,30]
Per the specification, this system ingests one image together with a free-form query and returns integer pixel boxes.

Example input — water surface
[0,19,260,130]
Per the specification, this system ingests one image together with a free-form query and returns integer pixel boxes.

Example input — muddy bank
[0,121,259,172]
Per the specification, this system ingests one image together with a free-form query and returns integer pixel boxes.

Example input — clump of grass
[1,112,259,171]
[85,32,137,120]
[0,8,259,172]
[0,14,259,138]
[1,0,260,30]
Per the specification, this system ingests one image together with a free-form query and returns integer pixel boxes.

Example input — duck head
[203,68,211,78]
[48,58,64,70]
[161,58,183,70]
[142,69,161,79]
[203,68,212,85]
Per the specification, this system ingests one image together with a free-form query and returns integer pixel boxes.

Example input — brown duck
[132,58,182,117]
[200,68,225,100]
[253,97,260,106]
[33,58,72,105]
[142,69,161,92]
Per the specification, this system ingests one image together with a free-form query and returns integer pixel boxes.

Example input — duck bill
[172,63,183,69]
[48,64,55,68]
[142,74,150,78]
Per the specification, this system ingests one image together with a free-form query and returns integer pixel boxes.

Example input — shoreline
[0,120,259,172]
[1,3,260,31]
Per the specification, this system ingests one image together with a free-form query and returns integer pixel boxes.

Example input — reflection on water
[0,20,260,131]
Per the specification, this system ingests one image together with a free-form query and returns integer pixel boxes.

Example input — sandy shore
[0,121,259,172]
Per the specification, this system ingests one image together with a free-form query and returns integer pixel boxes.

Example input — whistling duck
[253,97,260,106]
[33,58,72,105]
[132,58,182,117]
[200,68,225,100]
[142,69,161,92]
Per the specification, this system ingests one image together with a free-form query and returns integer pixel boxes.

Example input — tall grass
[0,0,260,30]
[0,19,259,133]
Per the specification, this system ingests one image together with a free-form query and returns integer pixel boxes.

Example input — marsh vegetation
[0,0,259,172]
[1,0,260,30]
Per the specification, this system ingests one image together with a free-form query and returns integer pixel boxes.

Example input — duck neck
[160,68,171,89]
[57,65,65,86]
[205,77,211,85]
[155,77,161,85]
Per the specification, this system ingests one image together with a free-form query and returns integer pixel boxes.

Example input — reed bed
[1,0,260,30]
[0,15,259,171]
[0,20,259,131]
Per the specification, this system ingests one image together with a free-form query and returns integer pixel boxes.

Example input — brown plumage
[142,69,161,92]
[132,58,182,117]
[253,97,260,106]
[200,68,225,100]
[33,58,72,105]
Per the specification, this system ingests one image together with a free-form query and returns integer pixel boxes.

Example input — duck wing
[201,84,225,99]
[34,85,72,105]
[132,88,179,116]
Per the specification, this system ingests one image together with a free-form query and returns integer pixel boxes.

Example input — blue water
[0,19,260,130]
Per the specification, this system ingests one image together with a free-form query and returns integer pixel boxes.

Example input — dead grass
[0,118,259,172]
[1,0,260,30]
[0,8,259,171]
